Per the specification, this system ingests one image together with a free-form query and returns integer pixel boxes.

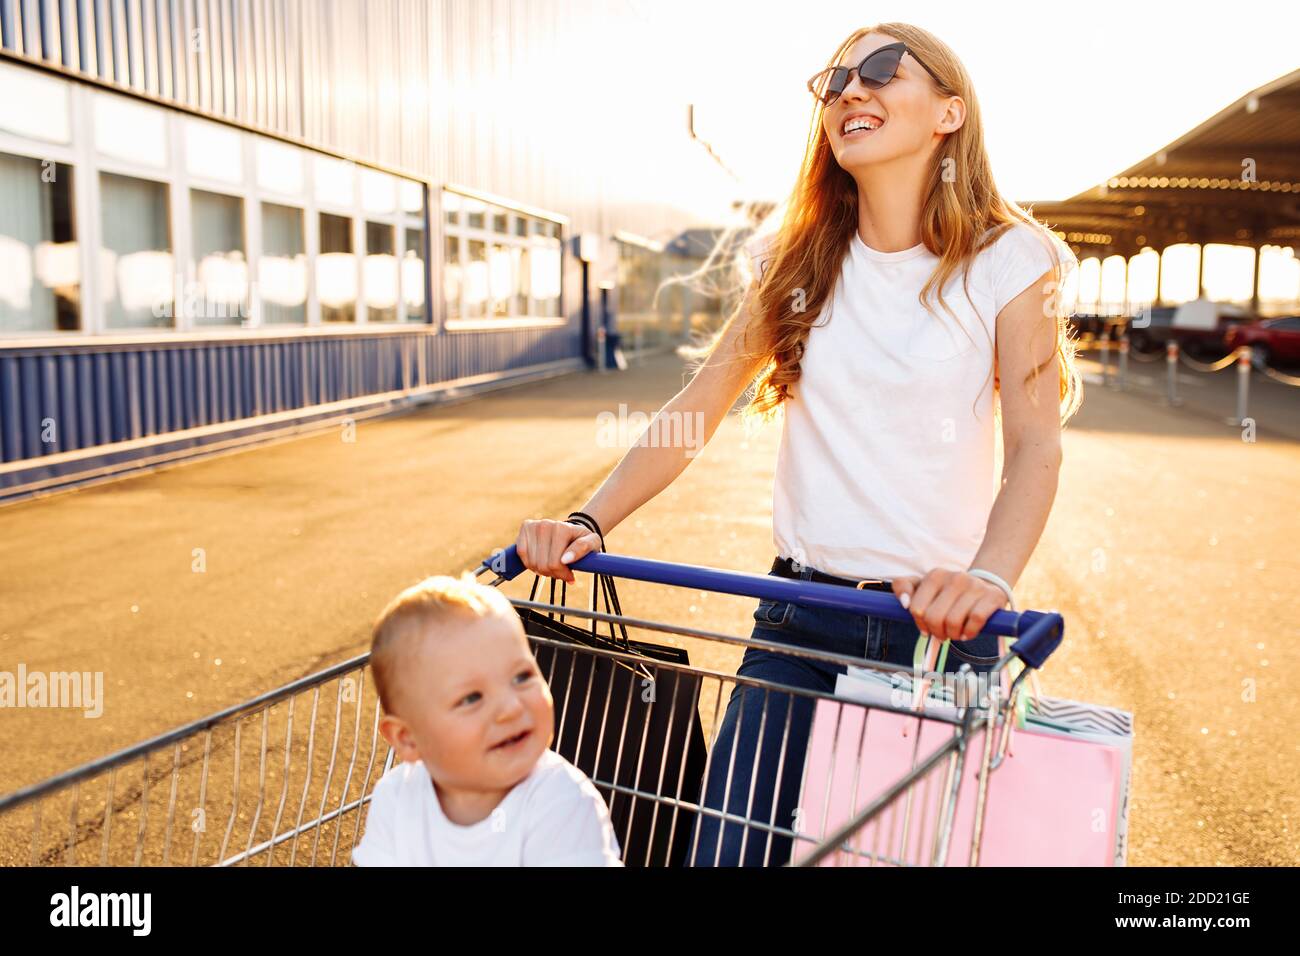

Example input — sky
[626,0,1300,205]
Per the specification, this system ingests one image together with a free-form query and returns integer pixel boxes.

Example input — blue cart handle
[480,545,1063,669]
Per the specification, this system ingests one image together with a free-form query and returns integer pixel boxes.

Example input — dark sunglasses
[807,41,940,106]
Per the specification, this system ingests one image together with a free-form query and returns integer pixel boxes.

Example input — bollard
[1229,345,1251,425]
[1118,333,1129,391]
[596,324,607,373]
[1165,340,1182,406]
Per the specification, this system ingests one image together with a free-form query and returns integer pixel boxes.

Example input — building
[0,0,738,500]
[1028,68,1300,318]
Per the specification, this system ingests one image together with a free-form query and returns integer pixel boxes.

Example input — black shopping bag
[520,573,707,868]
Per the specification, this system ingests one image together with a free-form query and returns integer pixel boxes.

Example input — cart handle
[480,545,1063,669]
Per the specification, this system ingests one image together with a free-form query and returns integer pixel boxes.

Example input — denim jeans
[684,562,1003,867]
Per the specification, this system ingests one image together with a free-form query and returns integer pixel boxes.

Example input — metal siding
[139,0,156,92]
[192,0,208,111]
[153,0,170,98]
[274,0,286,133]
[0,1,709,490]
[108,0,126,85]
[39,0,59,63]
[281,0,296,136]
[235,0,250,121]
[208,0,222,113]
[125,0,144,90]
[0,1,16,51]
[172,0,188,104]
[19,0,36,55]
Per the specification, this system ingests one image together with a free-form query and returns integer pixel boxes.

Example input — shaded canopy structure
[1027,68,1300,310]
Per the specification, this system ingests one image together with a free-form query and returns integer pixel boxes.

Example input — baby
[352,573,623,866]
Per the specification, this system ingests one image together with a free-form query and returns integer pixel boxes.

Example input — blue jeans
[684,563,1003,867]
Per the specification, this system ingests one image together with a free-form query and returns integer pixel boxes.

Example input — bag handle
[523,536,630,650]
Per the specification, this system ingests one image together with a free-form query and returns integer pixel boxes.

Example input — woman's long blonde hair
[681,22,1083,430]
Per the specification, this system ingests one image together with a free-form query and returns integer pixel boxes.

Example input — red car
[1224,315,1300,370]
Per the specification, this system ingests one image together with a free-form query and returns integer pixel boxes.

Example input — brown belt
[770,555,893,592]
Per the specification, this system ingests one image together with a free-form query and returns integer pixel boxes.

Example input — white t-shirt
[352,749,624,866]
[744,222,1077,580]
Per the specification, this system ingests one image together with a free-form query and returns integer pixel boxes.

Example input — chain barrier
[1124,343,1165,363]
[1177,350,1241,373]
[1258,364,1300,387]
[1083,335,1300,429]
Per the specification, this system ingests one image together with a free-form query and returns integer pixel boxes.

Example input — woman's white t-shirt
[744,222,1076,581]
[352,749,624,866]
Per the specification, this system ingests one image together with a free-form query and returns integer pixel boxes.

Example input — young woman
[513,22,1082,867]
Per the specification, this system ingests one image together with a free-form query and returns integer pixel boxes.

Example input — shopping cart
[0,546,1064,867]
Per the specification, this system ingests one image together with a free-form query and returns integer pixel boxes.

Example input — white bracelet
[967,568,1016,611]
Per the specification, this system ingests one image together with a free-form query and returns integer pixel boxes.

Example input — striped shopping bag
[795,670,1129,866]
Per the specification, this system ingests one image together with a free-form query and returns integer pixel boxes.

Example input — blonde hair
[369,572,518,714]
[681,22,1083,429]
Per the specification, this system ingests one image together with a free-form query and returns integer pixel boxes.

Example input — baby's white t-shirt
[352,749,624,866]
[744,222,1077,580]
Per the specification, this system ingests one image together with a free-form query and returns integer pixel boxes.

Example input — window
[489,242,514,316]
[441,188,563,326]
[94,93,167,169]
[0,152,79,332]
[513,245,530,316]
[465,198,485,230]
[261,203,306,325]
[403,228,426,323]
[465,239,487,318]
[318,212,356,323]
[529,219,562,318]
[314,156,355,208]
[0,68,432,337]
[185,119,243,185]
[364,221,397,323]
[444,235,461,321]
[101,172,173,329]
[191,190,248,326]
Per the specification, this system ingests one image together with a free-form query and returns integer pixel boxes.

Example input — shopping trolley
[0,546,1065,867]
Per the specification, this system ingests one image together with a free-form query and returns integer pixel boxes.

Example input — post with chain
[1228,345,1251,426]
[1100,326,1112,387]
[1165,340,1182,406]
[1118,331,1129,391]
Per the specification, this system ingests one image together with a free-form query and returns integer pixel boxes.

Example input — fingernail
[560,551,574,563]
[899,593,910,609]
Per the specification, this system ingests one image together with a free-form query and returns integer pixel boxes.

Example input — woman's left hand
[891,569,1009,642]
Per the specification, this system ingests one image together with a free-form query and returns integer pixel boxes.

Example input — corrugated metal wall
[0,0,727,244]
[0,328,575,475]
[0,0,733,496]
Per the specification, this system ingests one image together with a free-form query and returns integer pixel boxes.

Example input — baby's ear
[378,713,413,756]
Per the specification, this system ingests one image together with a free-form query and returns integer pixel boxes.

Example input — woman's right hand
[515,518,602,584]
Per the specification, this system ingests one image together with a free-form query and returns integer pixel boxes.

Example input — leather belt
[771,555,893,592]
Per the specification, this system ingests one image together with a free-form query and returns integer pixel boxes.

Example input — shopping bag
[796,694,1125,866]
[1021,696,1134,866]
[520,573,708,868]
[832,651,1135,866]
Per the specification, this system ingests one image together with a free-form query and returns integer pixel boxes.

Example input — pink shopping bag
[795,698,1125,866]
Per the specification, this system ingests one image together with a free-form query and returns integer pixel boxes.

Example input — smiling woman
[512,20,1083,868]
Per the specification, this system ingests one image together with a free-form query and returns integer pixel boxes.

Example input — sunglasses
[807,41,940,106]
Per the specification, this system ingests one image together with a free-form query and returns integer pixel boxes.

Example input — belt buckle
[855,578,886,591]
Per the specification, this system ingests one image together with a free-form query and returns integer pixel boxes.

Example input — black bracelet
[565,511,605,551]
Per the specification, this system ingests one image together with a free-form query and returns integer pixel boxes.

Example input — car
[1224,315,1300,370]
[1124,300,1256,359]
